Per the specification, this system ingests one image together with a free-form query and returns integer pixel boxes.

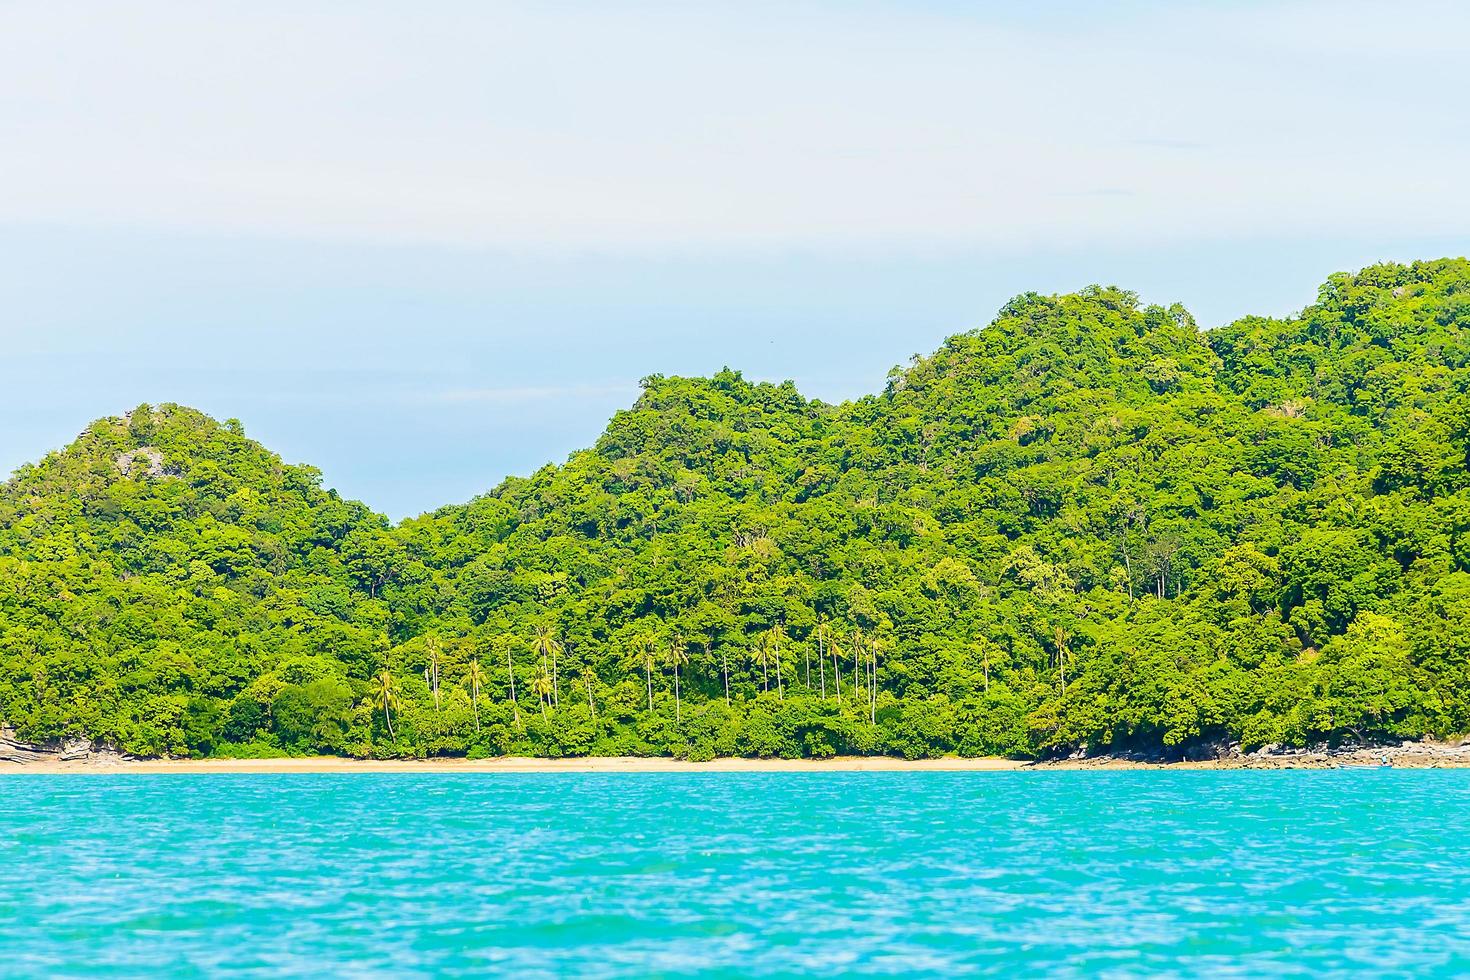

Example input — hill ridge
[2,256,1468,761]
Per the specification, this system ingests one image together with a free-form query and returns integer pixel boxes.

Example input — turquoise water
[3,772,1470,976]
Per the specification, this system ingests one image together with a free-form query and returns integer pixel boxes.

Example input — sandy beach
[6,748,1468,774]
[2,755,1037,775]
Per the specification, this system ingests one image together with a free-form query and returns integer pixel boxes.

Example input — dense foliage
[4,259,1470,760]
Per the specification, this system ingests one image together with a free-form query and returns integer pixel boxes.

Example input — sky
[2,1,1467,518]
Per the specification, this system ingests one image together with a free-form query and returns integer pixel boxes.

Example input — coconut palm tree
[831,628,843,704]
[858,637,870,714]
[852,627,864,704]
[976,639,994,693]
[426,634,443,711]
[803,631,812,691]
[467,657,485,732]
[533,623,563,708]
[715,641,730,706]
[752,640,770,694]
[669,636,689,722]
[767,626,786,700]
[1053,625,1071,694]
[581,662,597,718]
[374,667,400,740]
[503,635,522,730]
[815,620,831,698]
[632,635,657,711]
[531,663,554,719]
[868,635,886,725]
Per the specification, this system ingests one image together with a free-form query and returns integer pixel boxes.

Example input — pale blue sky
[2,1,1467,517]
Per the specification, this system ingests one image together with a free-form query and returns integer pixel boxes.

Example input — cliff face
[0,728,129,765]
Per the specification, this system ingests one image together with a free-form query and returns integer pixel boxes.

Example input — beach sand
[7,745,1470,774]
[2,755,1034,775]
[2,754,1443,774]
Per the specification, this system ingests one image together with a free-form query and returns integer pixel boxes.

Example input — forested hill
[4,258,1469,761]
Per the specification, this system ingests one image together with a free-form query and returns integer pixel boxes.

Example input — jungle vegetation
[3,258,1469,761]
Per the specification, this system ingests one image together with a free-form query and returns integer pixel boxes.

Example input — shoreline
[4,750,1469,774]
[5,755,1027,775]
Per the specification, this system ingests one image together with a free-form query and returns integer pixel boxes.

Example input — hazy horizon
[4,1,1468,517]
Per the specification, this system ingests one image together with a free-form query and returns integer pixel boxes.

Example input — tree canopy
[4,258,1469,760]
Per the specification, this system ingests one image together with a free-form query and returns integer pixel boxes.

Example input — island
[3,259,1468,767]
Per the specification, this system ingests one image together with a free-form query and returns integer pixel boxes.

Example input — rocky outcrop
[0,728,131,766]
[0,732,55,764]
[1237,738,1470,769]
[115,447,167,477]
[1045,737,1470,769]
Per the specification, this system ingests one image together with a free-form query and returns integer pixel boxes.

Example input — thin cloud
[434,384,636,405]
[0,2,1465,250]
[1129,138,1207,150]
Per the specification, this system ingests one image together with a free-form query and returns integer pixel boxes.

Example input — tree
[1053,625,1071,694]
[531,664,554,719]
[504,637,522,730]
[803,630,812,690]
[767,626,786,700]
[374,668,400,741]
[669,636,689,722]
[631,635,658,711]
[426,634,443,711]
[752,640,771,694]
[581,662,598,718]
[868,635,886,724]
[533,624,563,708]
[721,643,731,706]
[342,530,403,600]
[831,628,844,704]
[975,638,999,693]
[815,619,831,698]
[467,658,485,732]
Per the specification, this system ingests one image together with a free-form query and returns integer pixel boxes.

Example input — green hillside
[4,258,1469,760]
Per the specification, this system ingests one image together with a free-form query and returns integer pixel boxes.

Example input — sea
[2,770,1468,976]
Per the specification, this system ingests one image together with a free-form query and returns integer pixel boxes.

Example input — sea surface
[2,771,1469,977]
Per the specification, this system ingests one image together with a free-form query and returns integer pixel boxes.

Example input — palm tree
[467,658,485,732]
[504,636,522,730]
[831,628,843,704]
[716,641,730,706]
[533,624,563,708]
[803,631,812,691]
[868,636,886,725]
[374,667,400,740]
[531,663,554,719]
[633,635,657,711]
[1053,625,1071,694]
[860,635,869,719]
[767,626,786,700]
[426,634,443,711]
[852,627,864,704]
[669,636,689,722]
[752,641,770,694]
[581,662,597,718]
[815,620,831,698]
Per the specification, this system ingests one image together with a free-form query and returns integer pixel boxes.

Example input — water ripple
[3,772,1470,976]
